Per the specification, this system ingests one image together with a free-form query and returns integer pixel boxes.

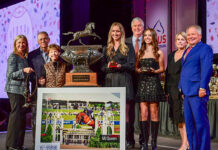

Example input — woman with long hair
[165,32,189,150]
[101,22,136,149]
[5,35,34,150]
[136,28,165,150]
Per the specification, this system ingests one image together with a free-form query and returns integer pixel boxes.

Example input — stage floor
[0,131,217,150]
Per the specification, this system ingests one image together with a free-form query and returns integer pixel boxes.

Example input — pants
[6,93,26,148]
[184,95,210,150]
[31,94,37,147]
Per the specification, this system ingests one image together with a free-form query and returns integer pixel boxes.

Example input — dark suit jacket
[178,41,213,97]
[28,48,46,93]
[126,36,133,47]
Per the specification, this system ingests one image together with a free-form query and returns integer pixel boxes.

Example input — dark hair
[138,28,159,61]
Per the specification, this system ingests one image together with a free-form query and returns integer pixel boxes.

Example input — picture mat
[35,87,126,150]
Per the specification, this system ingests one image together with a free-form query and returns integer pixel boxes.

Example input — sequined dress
[136,58,166,102]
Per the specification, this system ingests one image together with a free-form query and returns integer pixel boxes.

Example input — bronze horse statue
[63,22,101,45]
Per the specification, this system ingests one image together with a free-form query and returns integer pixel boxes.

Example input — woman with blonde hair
[165,32,189,150]
[136,28,166,150]
[101,22,136,149]
[5,35,34,150]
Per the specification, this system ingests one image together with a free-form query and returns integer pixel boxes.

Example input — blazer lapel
[36,49,46,64]
[182,42,202,64]
[182,48,188,64]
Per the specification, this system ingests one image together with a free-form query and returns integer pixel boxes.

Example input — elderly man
[126,17,144,149]
[28,31,50,147]
[179,25,213,150]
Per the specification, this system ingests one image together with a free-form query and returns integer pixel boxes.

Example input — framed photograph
[35,87,126,150]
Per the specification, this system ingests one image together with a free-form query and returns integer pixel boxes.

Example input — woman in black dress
[101,22,136,148]
[165,32,189,150]
[136,28,165,150]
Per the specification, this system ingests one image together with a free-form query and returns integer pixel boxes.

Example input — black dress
[136,58,166,102]
[165,51,184,124]
[101,44,136,101]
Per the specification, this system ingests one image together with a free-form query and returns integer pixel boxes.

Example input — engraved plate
[72,75,90,82]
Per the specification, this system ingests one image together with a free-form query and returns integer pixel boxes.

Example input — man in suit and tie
[179,25,213,150]
[28,31,50,147]
[126,17,144,148]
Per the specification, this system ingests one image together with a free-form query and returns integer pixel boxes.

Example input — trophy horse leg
[67,39,74,46]
[79,38,86,45]
[92,33,101,40]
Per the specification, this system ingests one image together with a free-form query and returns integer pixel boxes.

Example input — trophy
[108,51,118,68]
[61,22,102,86]
[109,60,118,68]
[140,67,152,73]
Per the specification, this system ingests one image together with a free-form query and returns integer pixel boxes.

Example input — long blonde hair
[138,28,159,60]
[106,22,128,58]
[13,35,29,58]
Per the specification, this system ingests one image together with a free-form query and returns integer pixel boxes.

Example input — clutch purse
[109,61,118,68]
[141,67,152,73]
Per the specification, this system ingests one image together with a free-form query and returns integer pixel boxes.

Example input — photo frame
[35,87,126,150]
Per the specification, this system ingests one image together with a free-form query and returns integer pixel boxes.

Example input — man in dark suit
[179,25,213,150]
[126,17,144,149]
[28,31,50,147]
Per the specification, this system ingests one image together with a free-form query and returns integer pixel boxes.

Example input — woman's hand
[150,68,157,73]
[23,67,34,74]
[136,68,142,73]
[38,77,46,86]
[117,64,121,68]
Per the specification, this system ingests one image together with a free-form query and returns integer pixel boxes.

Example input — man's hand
[38,77,46,86]
[199,88,206,98]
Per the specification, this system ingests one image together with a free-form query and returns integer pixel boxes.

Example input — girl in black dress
[136,28,165,150]
[165,32,189,150]
[101,22,136,148]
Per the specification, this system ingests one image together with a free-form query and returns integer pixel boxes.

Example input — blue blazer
[178,41,213,97]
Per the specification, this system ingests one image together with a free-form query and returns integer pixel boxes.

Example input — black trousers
[6,93,26,148]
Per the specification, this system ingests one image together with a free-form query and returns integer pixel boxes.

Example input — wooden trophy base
[65,72,98,86]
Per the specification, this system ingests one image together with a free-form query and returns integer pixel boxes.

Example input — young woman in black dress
[101,22,136,148]
[136,28,165,150]
[165,32,189,150]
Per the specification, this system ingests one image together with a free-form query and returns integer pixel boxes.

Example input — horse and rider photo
[35,88,125,149]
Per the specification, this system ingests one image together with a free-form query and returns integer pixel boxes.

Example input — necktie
[135,38,139,55]
[184,46,192,59]
[45,53,50,63]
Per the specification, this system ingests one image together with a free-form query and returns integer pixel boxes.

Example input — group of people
[5,17,213,150]
[5,32,68,150]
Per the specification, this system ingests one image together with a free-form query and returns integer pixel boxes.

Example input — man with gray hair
[28,31,50,148]
[126,17,144,149]
[178,25,213,150]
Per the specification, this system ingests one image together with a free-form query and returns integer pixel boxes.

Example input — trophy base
[65,72,98,86]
